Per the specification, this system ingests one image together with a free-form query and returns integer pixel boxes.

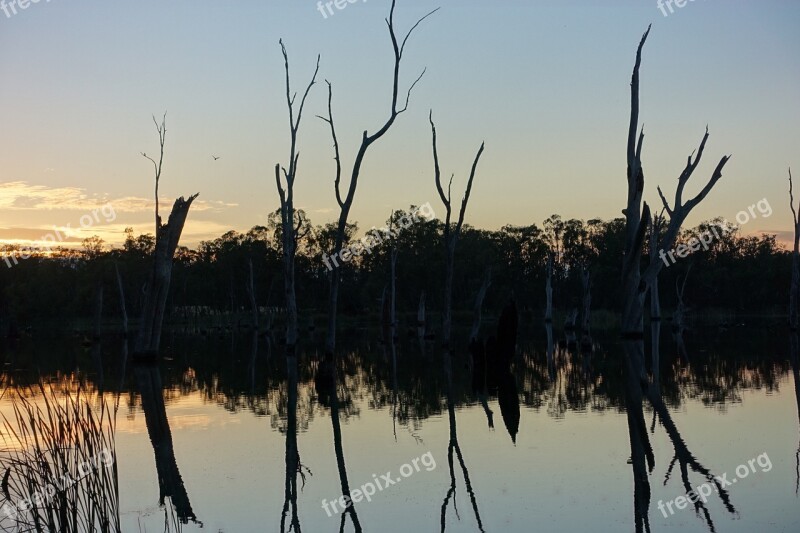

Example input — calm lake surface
[1,323,798,532]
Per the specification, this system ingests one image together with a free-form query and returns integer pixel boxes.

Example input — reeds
[0,383,120,533]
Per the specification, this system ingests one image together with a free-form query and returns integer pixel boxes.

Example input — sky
[0,0,798,249]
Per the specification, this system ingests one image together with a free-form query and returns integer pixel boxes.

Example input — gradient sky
[1,0,798,248]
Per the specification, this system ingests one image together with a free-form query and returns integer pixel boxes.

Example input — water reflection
[0,319,796,531]
[790,332,800,494]
[316,351,362,532]
[441,350,485,532]
[133,362,199,525]
[623,324,737,532]
[280,353,305,532]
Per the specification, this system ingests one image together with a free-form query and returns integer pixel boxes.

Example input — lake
[0,322,797,532]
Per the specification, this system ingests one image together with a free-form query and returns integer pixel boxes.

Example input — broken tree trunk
[789,168,799,330]
[135,195,198,355]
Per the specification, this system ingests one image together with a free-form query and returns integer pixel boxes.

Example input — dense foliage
[0,208,788,327]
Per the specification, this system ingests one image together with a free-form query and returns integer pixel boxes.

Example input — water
[0,323,798,532]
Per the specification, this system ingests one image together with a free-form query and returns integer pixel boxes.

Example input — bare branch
[319,81,343,209]
[656,186,673,216]
[142,112,167,234]
[398,68,427,114]
[674,127,710,208]
[455,142,485,233]
[627,25,651,177]
[684,154,731,212]
[430,111,449,213]
[366,0,437,143]
[400,8,440,58]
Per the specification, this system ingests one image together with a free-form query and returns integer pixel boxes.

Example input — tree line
[0,210,786,330]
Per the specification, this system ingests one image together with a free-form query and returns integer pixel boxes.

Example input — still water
[0,322,798,532]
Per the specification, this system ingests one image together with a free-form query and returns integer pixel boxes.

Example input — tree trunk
[789,169,799,330]
[581,268,591,332]
[92,281,103,342]
[791,252,799,330]
[469,269,492,343]
[247,258,259,330]
[135,195,198,355]
[442,242,455,347]
[417,291,426,338]
[649,218,662,321]
[390,247,398,342]
[545,255,553,323]
[114,262,128,337]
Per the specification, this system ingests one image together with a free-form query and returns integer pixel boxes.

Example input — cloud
[0,181,237,213]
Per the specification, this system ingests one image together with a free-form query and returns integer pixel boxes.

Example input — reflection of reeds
[0,384,120,533]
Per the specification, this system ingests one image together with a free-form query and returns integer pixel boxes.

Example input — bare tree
[621,26,730,336]
[789,168,799,329]
[135,115,199,355]
[319,0,438,356]
[431,112,485,348]
[275,41,320,354]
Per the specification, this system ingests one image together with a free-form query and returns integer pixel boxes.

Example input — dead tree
[274,41,320,353]
[621,26,730,336]
[319,0,437,356]
[789,168,799,330]
[431,113,485,348]
[135,115,199,355]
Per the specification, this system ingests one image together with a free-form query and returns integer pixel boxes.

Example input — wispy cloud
[0,181,237,213]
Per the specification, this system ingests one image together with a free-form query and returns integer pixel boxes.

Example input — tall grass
[0,383,120,533]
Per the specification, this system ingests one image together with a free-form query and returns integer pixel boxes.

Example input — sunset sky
[1,0,798,249]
